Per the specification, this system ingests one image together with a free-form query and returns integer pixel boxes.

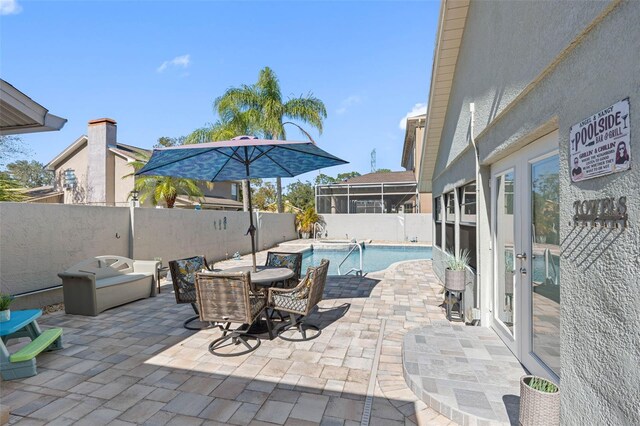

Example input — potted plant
[519,375,560,426]
[296,207,319,239]
[445,249,470,291]
[0,293,13,322]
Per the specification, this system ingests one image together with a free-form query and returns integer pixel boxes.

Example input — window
[445,192,455,254]
[460,183,476,223]
[434,196,442,248]
[231,183,238,200]
[459,182,477,270]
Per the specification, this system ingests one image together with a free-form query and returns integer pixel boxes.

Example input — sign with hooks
[572,196,628,228]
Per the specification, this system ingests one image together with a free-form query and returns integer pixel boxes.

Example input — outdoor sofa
[59,255,159,316]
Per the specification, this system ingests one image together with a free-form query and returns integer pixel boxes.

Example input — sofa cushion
[95,273,152,289]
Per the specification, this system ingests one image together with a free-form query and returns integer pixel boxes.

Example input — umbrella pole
[246,179,258,273]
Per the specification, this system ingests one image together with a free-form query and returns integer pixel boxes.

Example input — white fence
[0,203,296,308]
[319,213,432,243]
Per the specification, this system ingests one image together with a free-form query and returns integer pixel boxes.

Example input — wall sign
[570,98,630,182]
[572,196,627,228]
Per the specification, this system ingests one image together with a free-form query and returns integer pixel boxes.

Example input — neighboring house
[422,1,638,424]
[0,79,67,136]
[43,118,242,210]
[401,113,432,213]
[316,170,418,214]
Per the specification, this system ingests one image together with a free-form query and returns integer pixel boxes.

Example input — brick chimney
[86,118,117,205]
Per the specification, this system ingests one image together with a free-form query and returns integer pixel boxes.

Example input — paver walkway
[2,255,457,425]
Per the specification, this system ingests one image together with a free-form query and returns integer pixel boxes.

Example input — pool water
[301,245,432,275]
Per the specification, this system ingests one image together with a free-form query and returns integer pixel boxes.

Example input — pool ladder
[337,241,363,276]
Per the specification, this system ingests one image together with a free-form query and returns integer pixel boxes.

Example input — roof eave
[417,0,470,193]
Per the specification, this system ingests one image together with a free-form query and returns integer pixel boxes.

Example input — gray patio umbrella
[136,136,348,271]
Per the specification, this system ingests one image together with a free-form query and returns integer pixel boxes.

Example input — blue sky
[1,0,439,185]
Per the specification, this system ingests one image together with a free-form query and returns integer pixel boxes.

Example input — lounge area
[0,251,457,425]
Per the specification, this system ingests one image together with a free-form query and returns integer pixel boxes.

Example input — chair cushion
[173,257,206,292]
[272,293,308,312]
[266,254,299,272]
[95,273,151,288]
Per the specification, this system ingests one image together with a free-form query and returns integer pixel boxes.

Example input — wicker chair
[195,271,272,357]
[168,255,215,330]
[268,259,329,341]
[265,251,303,289]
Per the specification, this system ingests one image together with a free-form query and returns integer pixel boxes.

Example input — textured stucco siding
[320,214,433,243]
[257,213,298,251]
[432,0,610,186]
[0,203,130,296]
[53,143,88,204]
[429,1,640,424]
[0,204,296,308]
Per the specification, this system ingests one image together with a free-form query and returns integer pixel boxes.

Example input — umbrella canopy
[136,136,347,181]
[136,136,348,271]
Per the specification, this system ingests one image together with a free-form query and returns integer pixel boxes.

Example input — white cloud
[157,54,191,73]
[0,0,22,15]
[336,95,361,115]
[398,103,427,129]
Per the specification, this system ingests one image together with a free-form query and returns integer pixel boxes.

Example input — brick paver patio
[1,256,458,425]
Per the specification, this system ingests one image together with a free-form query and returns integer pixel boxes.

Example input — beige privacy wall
[320,214,432,243]
[0,203,296,308]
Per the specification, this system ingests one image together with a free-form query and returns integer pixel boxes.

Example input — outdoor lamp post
[130,189,140,207]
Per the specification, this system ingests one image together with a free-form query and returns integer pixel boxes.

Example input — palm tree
[126,155,203,208]
[215,67,327,212]
[185,110,259,211]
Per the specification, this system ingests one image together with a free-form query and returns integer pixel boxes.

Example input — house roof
[418,0,470,192]
[0,79,67,135]
[175,195,244,210]
[18,186,64,202]
[341,171,416,185]
[401,113,426,170]
[45,137,150,171]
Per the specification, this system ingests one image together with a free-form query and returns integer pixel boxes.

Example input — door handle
[516,253,527,260]
[520,267,527,275]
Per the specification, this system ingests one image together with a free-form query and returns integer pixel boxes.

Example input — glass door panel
[530,154,561,377]
[494,170,516,336]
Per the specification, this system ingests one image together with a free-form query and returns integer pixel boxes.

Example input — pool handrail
[337,241,363,276]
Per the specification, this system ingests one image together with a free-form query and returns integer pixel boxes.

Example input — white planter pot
[0,309,10,322]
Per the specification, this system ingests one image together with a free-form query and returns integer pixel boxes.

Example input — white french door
[491,131,560,380]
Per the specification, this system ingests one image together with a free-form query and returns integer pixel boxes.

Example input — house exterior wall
[201,181,237,200]
[114,155,134,206]
[53,143,89,204]
[427,1,639,424]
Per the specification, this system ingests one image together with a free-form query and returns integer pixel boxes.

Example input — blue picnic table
[0,309,63,380]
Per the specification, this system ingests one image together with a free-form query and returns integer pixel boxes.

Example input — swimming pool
[301,244,432,275]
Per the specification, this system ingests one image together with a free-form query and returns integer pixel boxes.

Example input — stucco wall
[0,204,296,309]
[0,203,130,298]
[257,212,298,251]
[114,155,134,206]
[320,214,432,243]
[429,1,639,423]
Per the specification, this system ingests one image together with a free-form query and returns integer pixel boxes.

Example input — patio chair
[195,271,272,357]
[268,259,329,342]
[265,251,303,289]
[168,255,216,330]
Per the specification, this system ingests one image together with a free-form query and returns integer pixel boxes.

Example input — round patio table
[222,265,294,286]
[221,265,295,335]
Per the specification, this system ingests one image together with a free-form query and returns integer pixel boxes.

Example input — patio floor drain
[361,318,386,426]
